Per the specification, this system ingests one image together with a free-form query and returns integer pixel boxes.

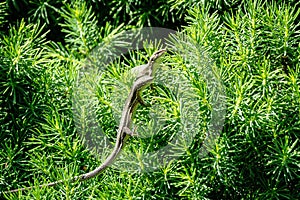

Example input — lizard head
[133,49,167,80]
[148,49,167,75]
[149,49,166,63]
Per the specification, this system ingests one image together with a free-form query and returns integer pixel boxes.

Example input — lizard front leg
[137,92,151,107]
[123,127,138,136]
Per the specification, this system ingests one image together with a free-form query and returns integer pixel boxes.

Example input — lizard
[4,49,166,194]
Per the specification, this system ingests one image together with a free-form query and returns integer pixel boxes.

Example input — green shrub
[1,0,299,199]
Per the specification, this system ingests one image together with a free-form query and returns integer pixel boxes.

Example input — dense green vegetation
[1,0,299,199]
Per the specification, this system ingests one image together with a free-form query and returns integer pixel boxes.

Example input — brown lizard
[4,49,166,193]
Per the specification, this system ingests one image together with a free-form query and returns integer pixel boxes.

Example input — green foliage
[182,0,300,198]
[60,1,100,55]
[1,0,300,199]
[0,19,48,142]
[104,0,167,26]
[0,1,8,28]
